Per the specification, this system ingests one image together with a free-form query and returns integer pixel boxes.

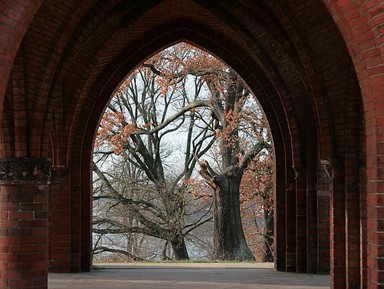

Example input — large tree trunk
[164,189,190,260]
[213,174,255,261]
[171,233,189,260]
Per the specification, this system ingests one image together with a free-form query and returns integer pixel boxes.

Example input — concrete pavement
[49,263,330,289]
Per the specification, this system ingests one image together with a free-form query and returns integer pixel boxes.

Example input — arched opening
[75,23,335,273]
[91,41,275,263]
[70,18,338,276]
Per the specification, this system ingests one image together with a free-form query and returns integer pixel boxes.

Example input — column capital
[0,158,51,185]
[320,159,337,179]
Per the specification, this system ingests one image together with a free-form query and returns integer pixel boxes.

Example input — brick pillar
[285,169,297,272]
[317,161,330,273]
[294,166,307,273]
[307,174,319,274]
[274,157,286,271]
[326,159,347,289]
[49,166,71,272]
[345,181,360,288]
[360,168,367,289]
[0,158,51,289]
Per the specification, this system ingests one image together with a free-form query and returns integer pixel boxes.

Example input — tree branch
[184,216,213,235]
[143,63,225,79]
[93,246,144,261]
[135,100,209,135]
[239,141,271,171]
[196,157,221,189]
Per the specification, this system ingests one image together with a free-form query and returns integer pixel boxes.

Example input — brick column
[49,166,71,272]
[274,156,286,271]
[285,176,297,271]
[324,159,347,289]
[317,161,330,274]
[0,158,51,289]
[294,166,307,273]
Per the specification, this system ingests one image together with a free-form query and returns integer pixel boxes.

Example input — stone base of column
[0,158,51,289]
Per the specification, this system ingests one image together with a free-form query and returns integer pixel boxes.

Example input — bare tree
[241,149,274,262]
[94,42,273,262]
[94,65,214,260]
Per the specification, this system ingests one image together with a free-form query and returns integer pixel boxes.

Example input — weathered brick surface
[0,1,43,114]
[323,1,384,288]
[0,185,48,289]
[0,0,382,288]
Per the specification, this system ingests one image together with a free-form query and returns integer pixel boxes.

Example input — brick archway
[0,1,380,288]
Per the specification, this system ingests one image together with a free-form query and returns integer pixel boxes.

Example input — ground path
[49,262,330,289]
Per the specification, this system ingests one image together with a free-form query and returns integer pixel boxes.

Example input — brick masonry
[0,158,50,289]
[0,0,382,288]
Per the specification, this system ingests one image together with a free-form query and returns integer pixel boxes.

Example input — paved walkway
[49,263,330,289]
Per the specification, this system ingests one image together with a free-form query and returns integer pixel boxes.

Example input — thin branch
[239,141,271,171]
[93,246,144,261]
[135,100,209,135]
[184,216,213,235]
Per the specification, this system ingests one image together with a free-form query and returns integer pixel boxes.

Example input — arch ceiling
[3,0,359,164]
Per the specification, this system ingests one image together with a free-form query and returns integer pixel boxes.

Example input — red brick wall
[0,1,43,113]
[323,1,384,288]
[48,168,71,272]
[0,184,48,289]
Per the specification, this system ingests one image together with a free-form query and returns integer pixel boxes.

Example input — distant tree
[93,62,214,260]
[196,74,271,261]
[240,149,274,262]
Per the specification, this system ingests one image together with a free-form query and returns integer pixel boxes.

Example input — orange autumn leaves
[96,111,138,154]
[96,43,226,154]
